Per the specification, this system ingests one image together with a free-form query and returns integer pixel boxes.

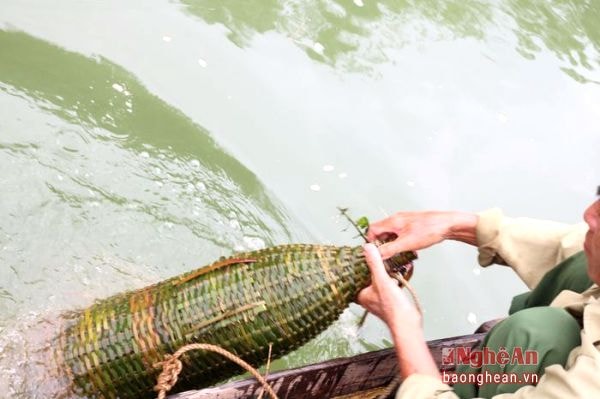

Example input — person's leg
[453,307,581,398]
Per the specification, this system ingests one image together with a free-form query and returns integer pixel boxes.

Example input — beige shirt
[396,208,600,399]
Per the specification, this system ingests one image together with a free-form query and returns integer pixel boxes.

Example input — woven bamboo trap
[54,244,415,398]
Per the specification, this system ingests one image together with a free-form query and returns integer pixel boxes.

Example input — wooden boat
[167,320,501,399]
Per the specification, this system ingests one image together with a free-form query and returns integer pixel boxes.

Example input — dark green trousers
[453,252,592,398]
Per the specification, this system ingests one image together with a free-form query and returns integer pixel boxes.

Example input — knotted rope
[153,343,278,399]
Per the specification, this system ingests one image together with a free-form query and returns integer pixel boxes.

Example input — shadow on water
[178,0,600,82]
[0,29,294,247]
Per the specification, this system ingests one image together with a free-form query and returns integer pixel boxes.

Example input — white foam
[243,236,265,250]
[313,42,325,55]
[112,83,124,93]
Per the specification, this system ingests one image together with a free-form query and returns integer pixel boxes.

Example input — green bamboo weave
[55,244,415,398]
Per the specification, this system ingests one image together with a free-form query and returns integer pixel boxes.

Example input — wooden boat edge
[168,332,487,399]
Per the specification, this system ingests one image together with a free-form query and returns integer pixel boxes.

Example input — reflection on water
[180,0,494,73]
[180,0,600,81]
[506,0,600,83]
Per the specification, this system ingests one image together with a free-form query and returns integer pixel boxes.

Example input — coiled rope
[153,343,278,399]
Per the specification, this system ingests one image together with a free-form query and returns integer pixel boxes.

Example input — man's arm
[367,209,587,289]
[366,211,479,259]
[358,244,440,380]
[476,208,587,288]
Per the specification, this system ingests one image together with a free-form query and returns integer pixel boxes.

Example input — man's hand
[357,243,421,328]
[366,211,479,259]
[358,243,441,380]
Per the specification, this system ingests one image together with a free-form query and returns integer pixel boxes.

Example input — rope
[393,272,422,316]
[153,343,278,399]
[377,376,401,399]
[256,343,273,399]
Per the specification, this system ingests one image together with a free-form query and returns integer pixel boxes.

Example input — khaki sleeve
[476,208,587,289]
[490,357,600,399]
[395,374,459,399]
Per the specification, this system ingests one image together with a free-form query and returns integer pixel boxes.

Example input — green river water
[0,0,599,397]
